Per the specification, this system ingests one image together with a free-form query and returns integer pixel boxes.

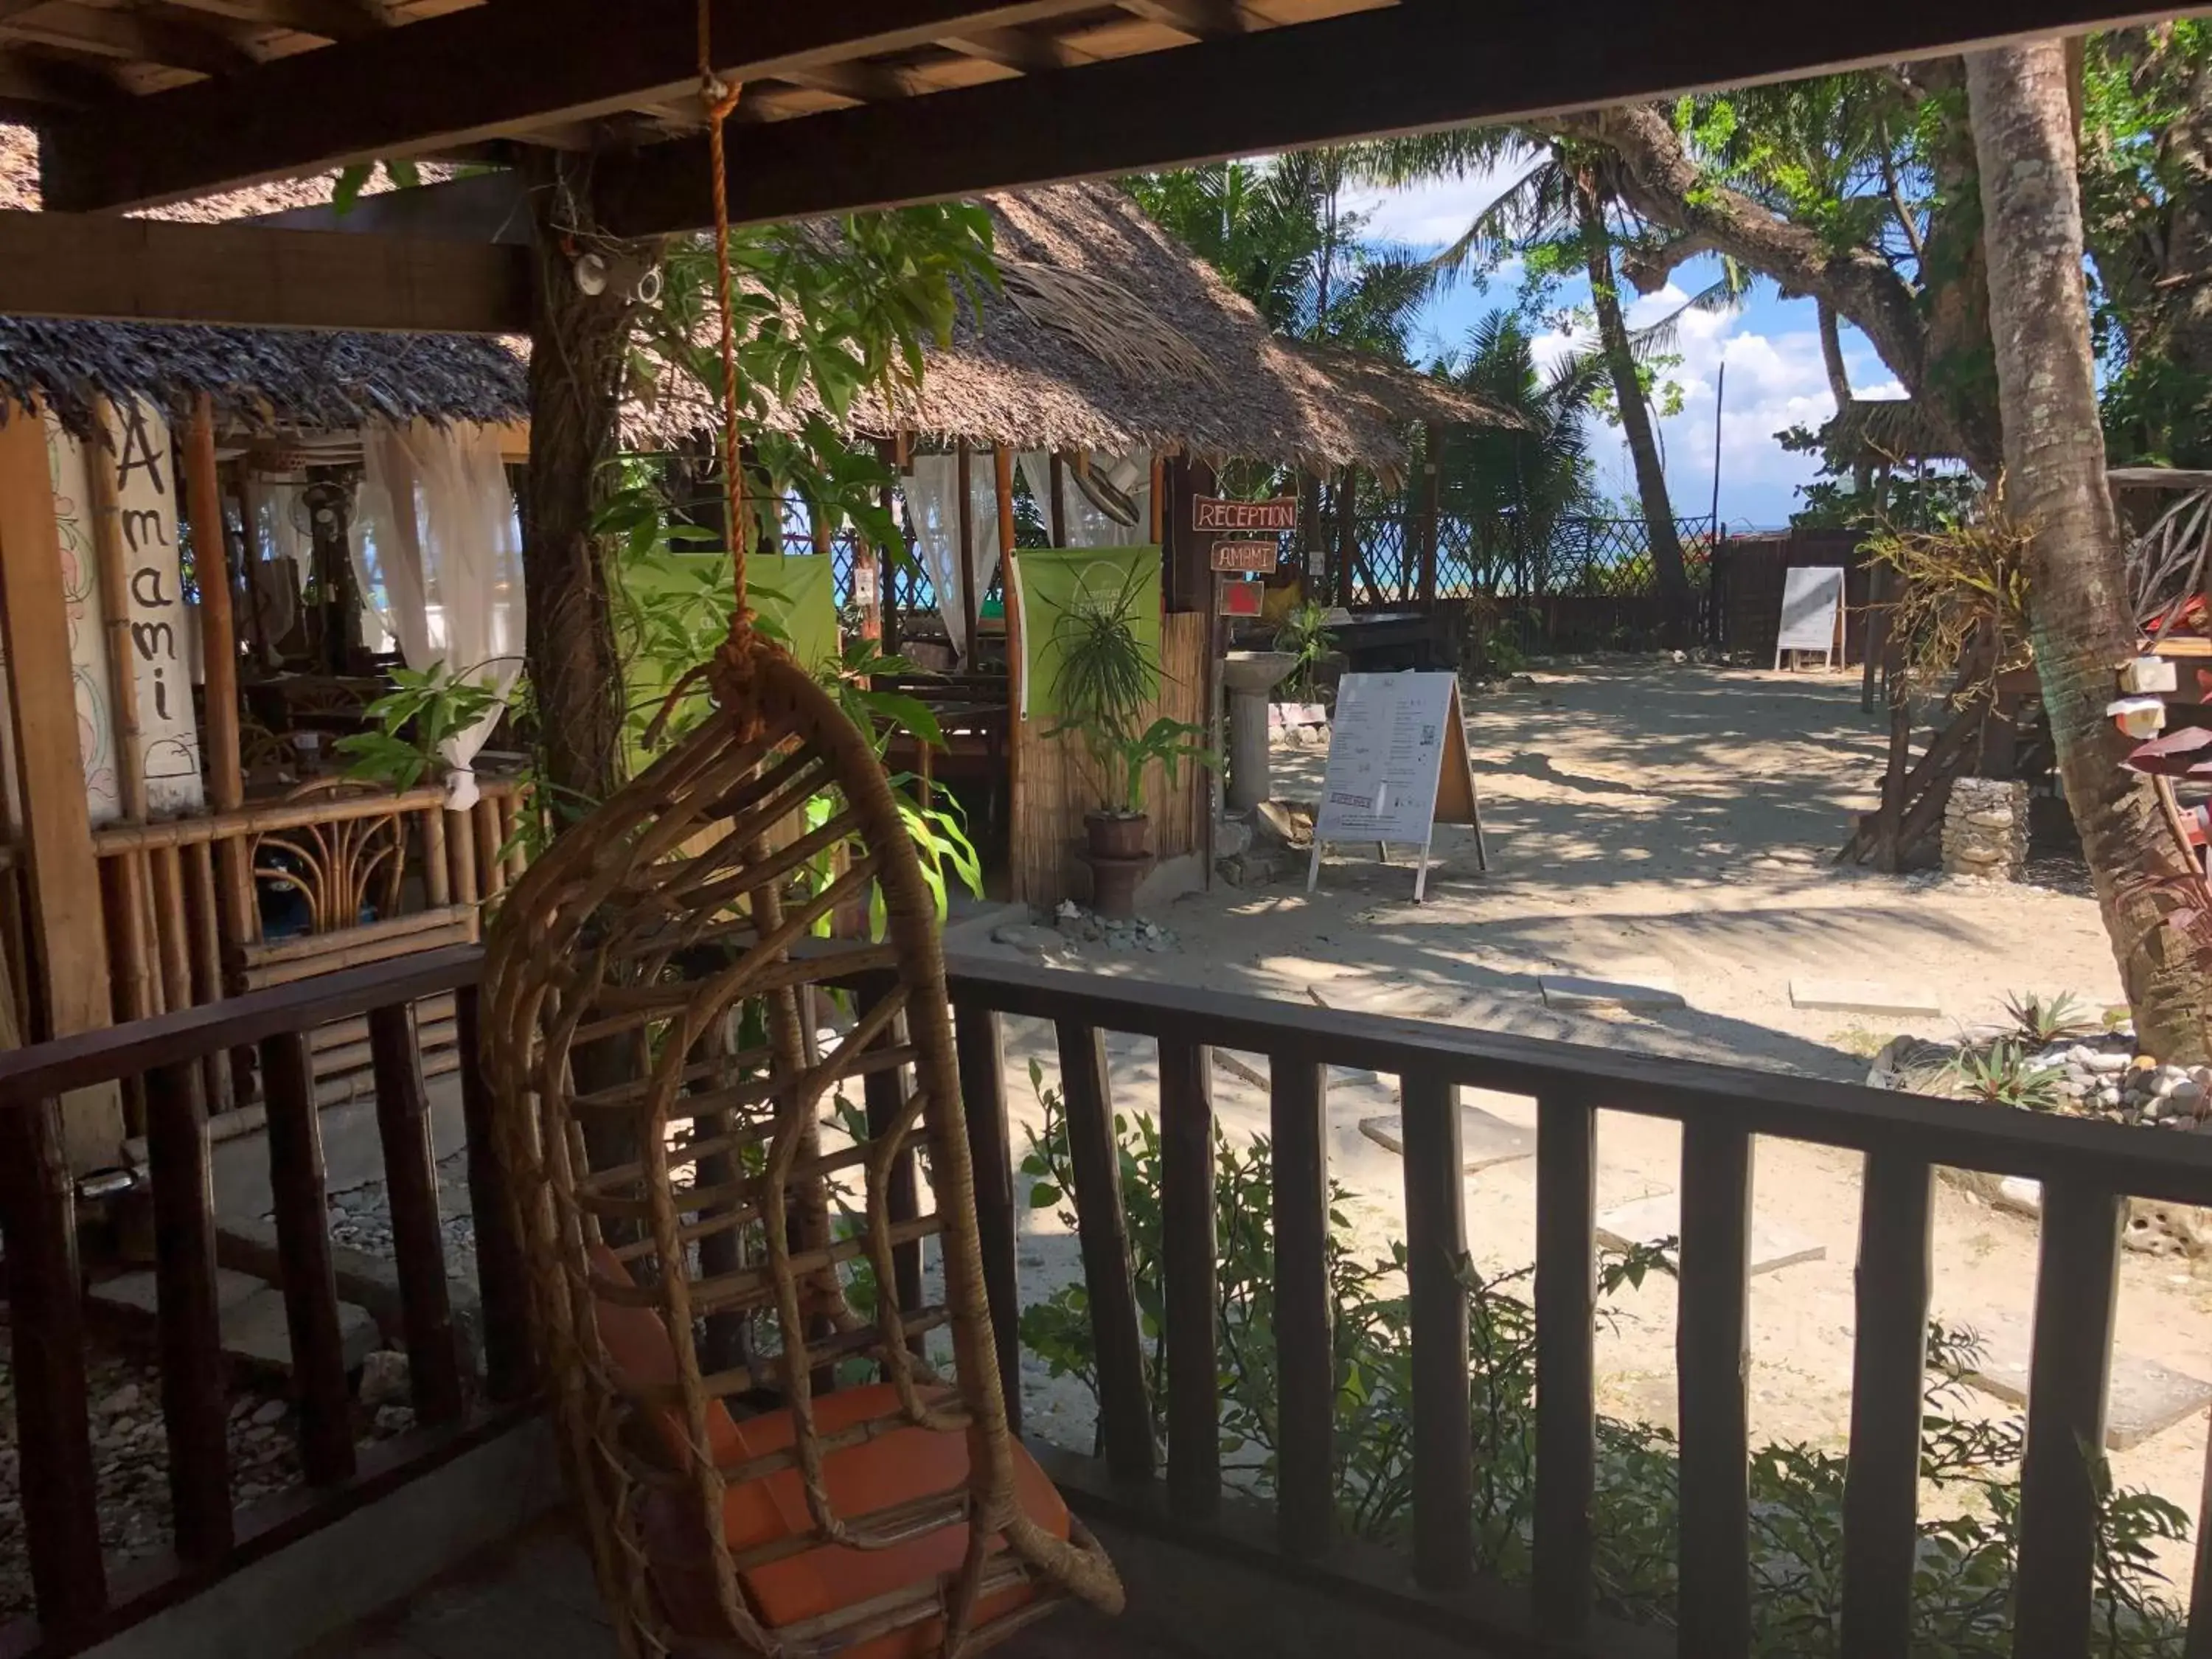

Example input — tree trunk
[1576,175,1691,647]
[521,151,661,815]
[1969,42,2212,1062]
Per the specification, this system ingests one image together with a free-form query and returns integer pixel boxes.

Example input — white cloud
[1517,280,1905,524]
[1341,151,1542,250]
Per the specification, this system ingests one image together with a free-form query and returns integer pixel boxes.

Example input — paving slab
[1540,961,1684,1011]
[1947,1307,2212,1450]
[92,1266,380,1375]
[1788,978,1942,1017]
[1594,1192,1826,1276]
[1357,1104,1537,1172]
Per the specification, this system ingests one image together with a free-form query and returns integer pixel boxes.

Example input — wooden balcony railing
[937,956,2212,1659]
[0,945,530,1657]
[6,939,2212,1658]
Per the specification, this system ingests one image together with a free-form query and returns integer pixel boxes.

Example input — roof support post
[0,401,123,1169]
[1333,466,1358,608]
[1418,422,1442,607]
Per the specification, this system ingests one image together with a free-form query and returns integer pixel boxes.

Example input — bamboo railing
[85,776,526,1120]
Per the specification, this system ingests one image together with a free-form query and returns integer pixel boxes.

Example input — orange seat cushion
[588,1248,1065,1657]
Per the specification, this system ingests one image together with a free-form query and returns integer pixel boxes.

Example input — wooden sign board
[1193,495,1298,534]
[1222,578,1263,616]
[1774,566,1845,669]
[1308,671,1487,902]
[1211,538,1280,573]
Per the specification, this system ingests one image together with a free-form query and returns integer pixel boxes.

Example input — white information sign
[1307,671,1486,901]
[1774,566,1845,668]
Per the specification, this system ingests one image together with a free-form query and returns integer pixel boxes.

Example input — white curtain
[349,420,526,810]
[1018,451,1153,549]
[903,453,1003,664]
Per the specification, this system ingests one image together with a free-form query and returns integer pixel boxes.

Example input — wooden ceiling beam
[595,0,2200,237]
[0,4,259,78]
[38,0,1102,212]
[0,45,119,110]
[153,0,394,44]
[1112,0,1254,41]
[939,23,1091,73]
[773,58,917,105]
[0,208,530,332]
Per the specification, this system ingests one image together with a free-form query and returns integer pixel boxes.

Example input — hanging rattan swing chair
[481,15,1124,1656]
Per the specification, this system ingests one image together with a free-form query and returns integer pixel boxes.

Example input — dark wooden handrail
[939,954,2212,1206]
[939,950,2212,1658]
[0,942,528,1658]
[0,946,484,1110]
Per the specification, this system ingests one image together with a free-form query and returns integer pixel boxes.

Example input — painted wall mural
[46,400,206,824]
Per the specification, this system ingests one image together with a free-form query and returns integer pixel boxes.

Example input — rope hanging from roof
[480,7,1124,1655]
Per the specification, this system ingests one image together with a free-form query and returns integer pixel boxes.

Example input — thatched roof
[625,182,1516,481]
[0,126,526,440]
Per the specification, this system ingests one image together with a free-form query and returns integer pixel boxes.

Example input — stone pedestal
[1942,776,2028,881]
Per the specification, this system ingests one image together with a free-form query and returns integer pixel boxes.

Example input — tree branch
[1618,230,1717,294]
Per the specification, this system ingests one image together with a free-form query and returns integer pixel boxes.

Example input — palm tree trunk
[1969,42,2211,1062]
[1576,175,1692,647]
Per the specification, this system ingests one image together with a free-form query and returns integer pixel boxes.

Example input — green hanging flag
[1009,546,1162,726]
[748,552,840,675]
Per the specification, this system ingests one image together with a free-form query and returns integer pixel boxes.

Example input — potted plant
[1048,567,1214,917]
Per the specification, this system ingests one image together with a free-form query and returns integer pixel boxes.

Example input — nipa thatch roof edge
[0,125,526,440]
[622,182,1519,483]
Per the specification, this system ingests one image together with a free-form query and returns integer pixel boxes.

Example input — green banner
[748,552,840,675]
[1010,545,1163,726]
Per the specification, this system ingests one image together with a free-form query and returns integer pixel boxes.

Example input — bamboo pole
[500,790,525,885]
[1150,453,1166,547]
[451,804,481,942]
[1048,452,1068,546]
[147,844,193,1024]
[995,444,1021,858]
[956,440,978,668]
[185,399,257,977]
[474,797,504,904]
[422,807,451,908]
[93,782,456,851]
[183,839,232,1109]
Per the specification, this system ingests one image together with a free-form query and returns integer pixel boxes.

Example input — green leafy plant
[1044,564,1214,817]
[1271,600,1336,700]
[2003,990,2098,1046]
[1015,1075,2190,1654]
[1950,1038,2070,1113]
[334,661,507,793]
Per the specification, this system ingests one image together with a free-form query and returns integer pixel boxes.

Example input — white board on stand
[1774,566,1845,669]
[1307,671,1487,902]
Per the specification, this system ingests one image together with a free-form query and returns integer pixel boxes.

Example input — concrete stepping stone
[1540,960,1684,1011]
[1594,1192,1826,1276]
[1946,1307,2212,1450]
[1790,978,1941,1017]
[1357,1103,1537,1172]
[92,1266,379,1375]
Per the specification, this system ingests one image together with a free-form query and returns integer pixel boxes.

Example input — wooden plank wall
[1011,611,1207,909]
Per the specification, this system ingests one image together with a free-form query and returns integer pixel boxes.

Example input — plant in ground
[1271,600,1336,701]
[2003,990,2100,1046]
[1015,1071,2190,1654]
[1950,1038,2070,1112]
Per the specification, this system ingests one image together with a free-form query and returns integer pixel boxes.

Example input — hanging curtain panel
[349,420,526,810]
[902,452,1002,661]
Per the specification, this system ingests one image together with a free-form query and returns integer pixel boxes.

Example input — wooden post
[0,401,122,1167]
[1334,466,1359,608]
[994,444,1022,838]
[1418,422,1442,605]
[1150,453,1166,548]
[87,398,146,821]
[185,399,253,964]
[1048,451,1068,546]
[879,434,902,655]
[956,440,978,668]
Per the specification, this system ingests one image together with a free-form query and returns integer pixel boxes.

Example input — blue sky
[1349,171,1905,530]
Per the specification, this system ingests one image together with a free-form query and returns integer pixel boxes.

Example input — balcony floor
[319,1523,1189,1659]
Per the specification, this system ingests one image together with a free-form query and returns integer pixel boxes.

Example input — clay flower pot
[1082,810,1152,919]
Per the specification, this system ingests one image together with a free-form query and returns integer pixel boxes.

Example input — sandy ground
[959,662,2211,1597]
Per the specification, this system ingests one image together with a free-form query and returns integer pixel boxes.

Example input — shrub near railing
[1012,1070,2194,1656]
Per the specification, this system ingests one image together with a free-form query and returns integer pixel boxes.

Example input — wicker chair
[484,645,1122,1658]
